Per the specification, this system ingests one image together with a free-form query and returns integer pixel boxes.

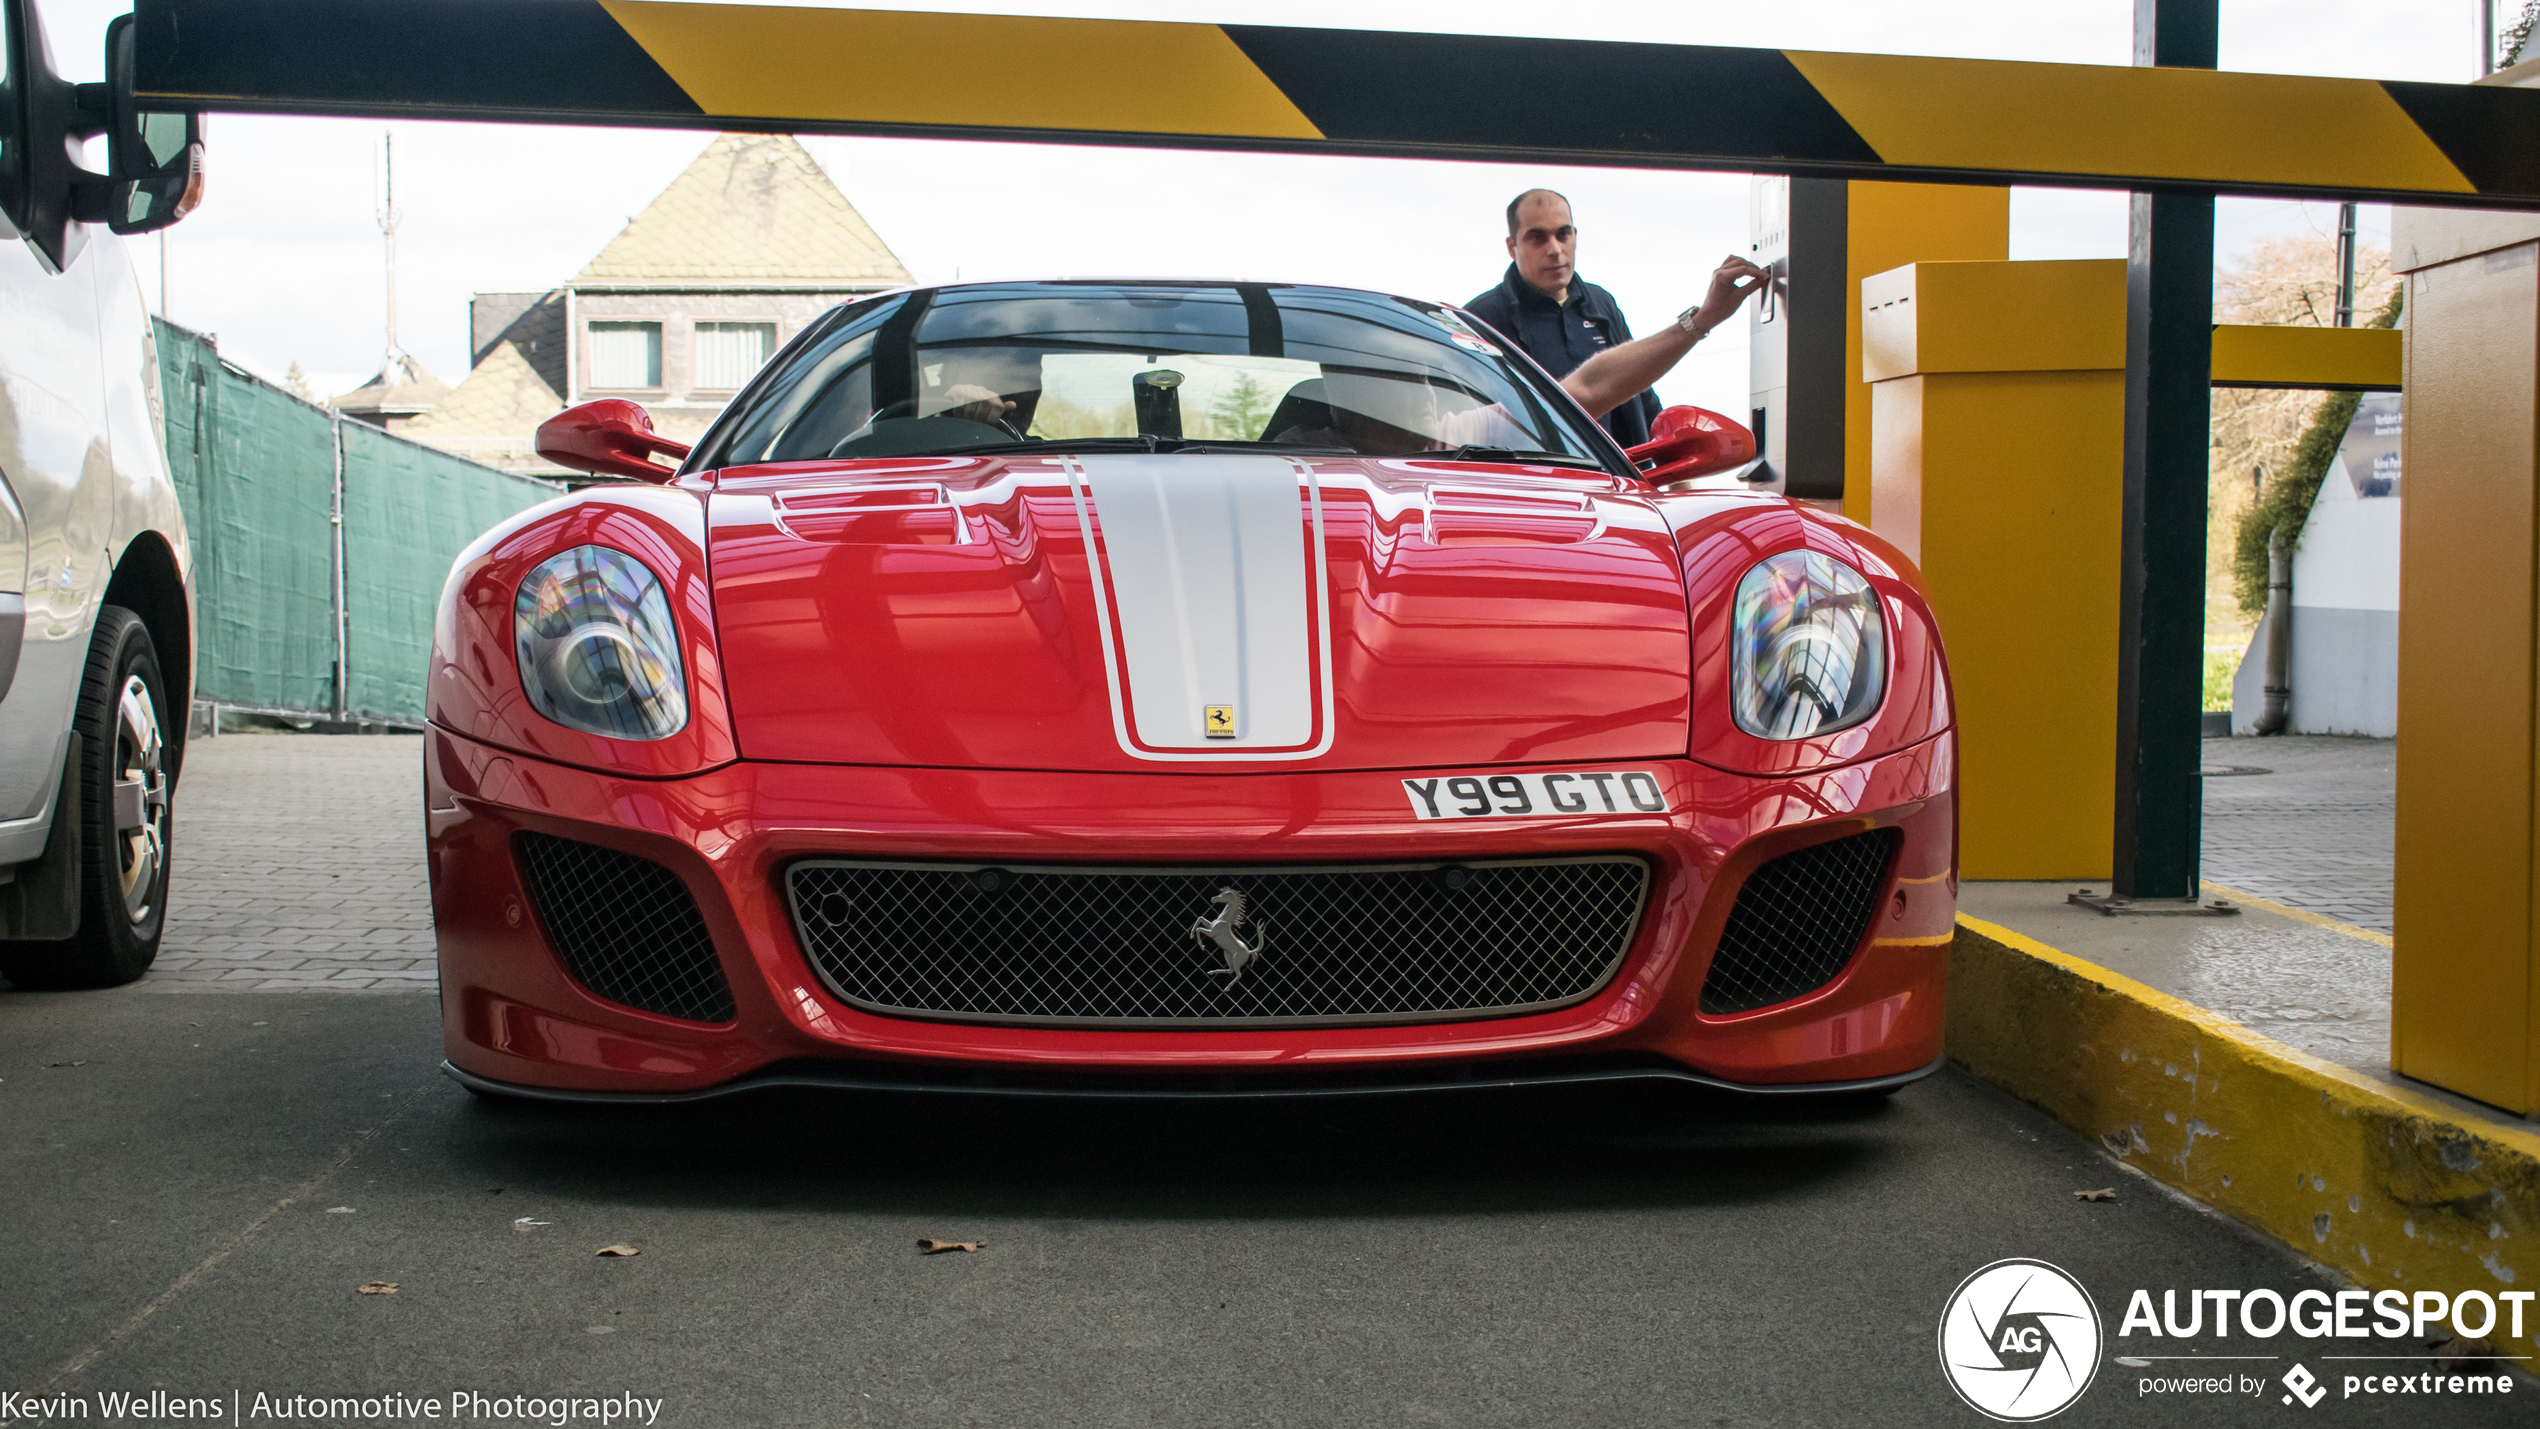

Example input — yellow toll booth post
[1862,259,2128,880]
[2391,206,2540,1114]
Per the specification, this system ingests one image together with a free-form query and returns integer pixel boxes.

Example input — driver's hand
[1686,255,1770,337]
[940,384,1014,426]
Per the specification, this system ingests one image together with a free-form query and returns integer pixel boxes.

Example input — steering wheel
[869,396,1027,441]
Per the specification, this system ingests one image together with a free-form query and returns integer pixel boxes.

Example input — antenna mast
[377,132,405,372]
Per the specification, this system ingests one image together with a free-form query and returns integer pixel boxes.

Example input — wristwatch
[1676,307,1708,337]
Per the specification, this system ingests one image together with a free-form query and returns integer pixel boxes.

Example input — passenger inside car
[1294,370,1537,456]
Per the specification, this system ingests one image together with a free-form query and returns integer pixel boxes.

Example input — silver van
[0,0,203,988]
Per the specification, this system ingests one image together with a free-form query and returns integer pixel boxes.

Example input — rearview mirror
[1625,406,1759,485]
[74,16,204,235]
[535,400,693,483]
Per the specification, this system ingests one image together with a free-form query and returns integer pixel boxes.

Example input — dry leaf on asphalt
[356,1281,398,1296]
[2433,1335,2495,1364]
[917,1239,985,1254]
[48,1060,85,1068]
[2073,1188,2118,1202]
[595,1244,641,1257]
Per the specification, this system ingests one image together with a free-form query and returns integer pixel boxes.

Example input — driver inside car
[933,382,1021,433]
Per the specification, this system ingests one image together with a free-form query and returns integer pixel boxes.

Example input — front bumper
[425,728,1957,1096]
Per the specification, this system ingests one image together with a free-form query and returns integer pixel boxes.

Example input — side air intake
[512,832,735,1023]
[1698,828,1903,1016]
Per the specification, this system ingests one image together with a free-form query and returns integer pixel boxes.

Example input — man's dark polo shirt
[1462,264,1663,449]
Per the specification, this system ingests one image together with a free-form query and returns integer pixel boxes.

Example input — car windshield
[690,282,1620,471]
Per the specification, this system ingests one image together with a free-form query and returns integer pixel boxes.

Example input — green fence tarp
[153,318,562,723]
[340,421,559,721]
[157,321,336,713]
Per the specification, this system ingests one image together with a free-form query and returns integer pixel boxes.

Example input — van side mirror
[73,16,204,235]
[1625,406,1759,485]
[535,400,693,483]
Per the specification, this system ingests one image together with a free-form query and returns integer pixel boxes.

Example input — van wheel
[0,608,173,988]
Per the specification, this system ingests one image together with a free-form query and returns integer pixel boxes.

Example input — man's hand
[1681,254,1769,338]
[939,383,1016,430]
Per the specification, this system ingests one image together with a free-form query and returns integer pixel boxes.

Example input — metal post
[377,132,402,367]
[2111,0,2218,902]
[329,411,349,724]
[2255,528,2292,736]
[2335,202,2358,328]
[1746,176,1849,501]
[564,286,579,405]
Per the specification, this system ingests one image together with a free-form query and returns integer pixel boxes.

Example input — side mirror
[535,400,693,483]
[74,17,204,235]
[1624,406,1759,484]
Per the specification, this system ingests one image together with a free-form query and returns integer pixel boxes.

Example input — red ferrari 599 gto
[426,280,1955,1101]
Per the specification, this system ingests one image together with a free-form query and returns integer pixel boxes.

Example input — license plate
[1401,770,1669,821]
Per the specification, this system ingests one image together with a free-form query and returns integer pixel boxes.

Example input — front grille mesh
[788,858,1648,1026]
[1699,829,1901,1015]
[513,833,736,1023]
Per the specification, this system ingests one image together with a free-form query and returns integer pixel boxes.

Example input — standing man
[1464,188,1761,449]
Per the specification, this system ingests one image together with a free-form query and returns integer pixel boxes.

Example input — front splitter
[441,1053,1948,1105]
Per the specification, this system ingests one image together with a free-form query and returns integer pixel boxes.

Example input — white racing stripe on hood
[1069,454,1334,760]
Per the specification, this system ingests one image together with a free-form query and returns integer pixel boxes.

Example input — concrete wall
[2229,394,2401,737]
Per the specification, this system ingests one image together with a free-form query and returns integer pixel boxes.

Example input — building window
[694,321,777,391]
[587,321,662,389]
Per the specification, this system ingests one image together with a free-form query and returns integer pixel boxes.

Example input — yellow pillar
[1840,183,2010,523]
[1863,260,2128,879]
[2389,209,2540,1112]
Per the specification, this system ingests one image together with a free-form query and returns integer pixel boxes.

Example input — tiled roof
[573,133,913,289]
[403,330,565,444]
[331,352,451,416]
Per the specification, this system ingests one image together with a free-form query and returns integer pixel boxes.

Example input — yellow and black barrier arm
[132,0,2540,208]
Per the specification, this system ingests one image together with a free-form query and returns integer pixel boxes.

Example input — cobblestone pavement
[2202,733,2394,933]
[143,732,433,991]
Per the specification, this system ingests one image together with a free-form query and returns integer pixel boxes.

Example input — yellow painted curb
[1951,913,2540,1304]
[2201,881,2394,948]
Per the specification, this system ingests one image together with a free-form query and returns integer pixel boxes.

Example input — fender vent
[1699,829,1902,1015]
[513,833,735,1023]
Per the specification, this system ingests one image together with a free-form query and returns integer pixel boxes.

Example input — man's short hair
[1505,188,1572,236]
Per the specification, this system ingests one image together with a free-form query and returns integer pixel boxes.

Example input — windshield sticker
[1402,770,1668,820]
[1432,310,1503,357]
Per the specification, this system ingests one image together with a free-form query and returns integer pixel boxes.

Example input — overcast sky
[33,0,2479,415]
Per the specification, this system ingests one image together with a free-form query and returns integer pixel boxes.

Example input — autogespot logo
[1939,1259,2105,1421]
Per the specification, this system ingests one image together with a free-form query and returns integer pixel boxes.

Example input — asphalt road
[4,987,2526,1428]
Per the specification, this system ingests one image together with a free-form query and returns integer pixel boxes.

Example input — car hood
[705,453,1691,773]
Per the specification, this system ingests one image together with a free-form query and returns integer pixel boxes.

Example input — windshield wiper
[1424,445,1605,469]
[930,436,1359,458]
[933,436,1169,456]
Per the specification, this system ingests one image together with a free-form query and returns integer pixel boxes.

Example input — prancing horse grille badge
[1203,703,1236,738]
[1190,887,1265,984]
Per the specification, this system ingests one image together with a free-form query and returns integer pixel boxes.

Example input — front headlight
[1731,551,1886,740]
[513,545,689,740]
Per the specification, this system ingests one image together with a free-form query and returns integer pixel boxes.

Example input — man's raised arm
[1561,255,1768,420]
